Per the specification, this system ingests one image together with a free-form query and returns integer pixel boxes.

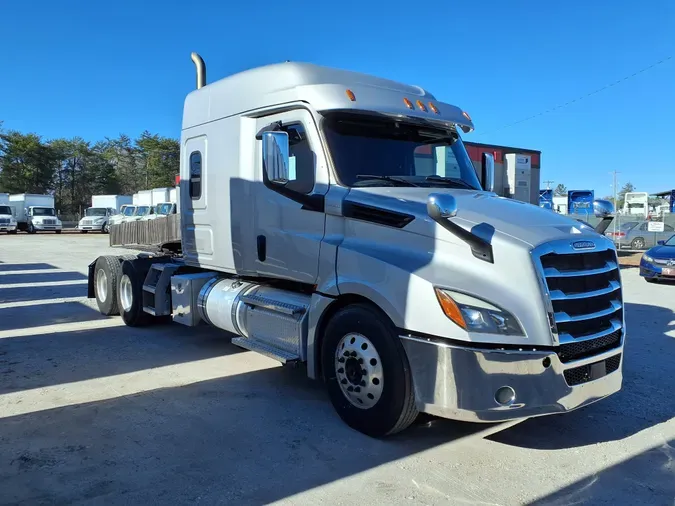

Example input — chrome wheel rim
[95,268,108,303]
[120,274,133,312]
[335,333,384,409]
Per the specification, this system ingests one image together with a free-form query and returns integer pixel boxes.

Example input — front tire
[321,304,418,438]
[118,259,152,327]
[102,222,109,234]
[631,237,645,249]
[28,223,36,234]
[55,230,61,234]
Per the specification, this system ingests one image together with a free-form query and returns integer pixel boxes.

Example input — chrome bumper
[0,225,17,231]
[400,334,623,423]
[34,224,62,230]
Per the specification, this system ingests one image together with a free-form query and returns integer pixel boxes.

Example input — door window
[189,151,202,199]
[282,123,315,194]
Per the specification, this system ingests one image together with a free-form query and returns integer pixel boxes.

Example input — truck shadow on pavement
[0,262,56,272]
[0,283,87,303]
[490,301,675,450]
[0,300,108,332]
[0,271,87,285]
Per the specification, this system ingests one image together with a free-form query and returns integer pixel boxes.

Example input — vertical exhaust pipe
[190,52,206,89]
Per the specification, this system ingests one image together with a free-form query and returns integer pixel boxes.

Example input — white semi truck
[0,193,18,234]
[87,55,625,437]
[10,194,62,233]
[78,194,133,233]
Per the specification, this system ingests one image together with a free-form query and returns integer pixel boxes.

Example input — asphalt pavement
[0,233,673,505]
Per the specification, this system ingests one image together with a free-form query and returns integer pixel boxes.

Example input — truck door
[254,109,328,284]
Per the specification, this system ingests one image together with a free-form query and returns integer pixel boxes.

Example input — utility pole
[610,170,620,236]
[543,180,554,190]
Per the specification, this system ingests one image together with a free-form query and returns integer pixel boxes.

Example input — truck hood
[346,187,600,248]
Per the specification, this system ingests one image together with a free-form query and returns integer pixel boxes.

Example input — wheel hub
[119,274,133,312]
[95,268,108,303]
[335,333,384,409]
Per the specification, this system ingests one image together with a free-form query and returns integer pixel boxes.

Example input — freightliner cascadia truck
[87,54,625,437]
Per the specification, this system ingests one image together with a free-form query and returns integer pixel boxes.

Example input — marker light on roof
[428,102,439,114]
[403,98,414,109]
[345,89,356,101]
[462,111,472,121]
[416,100,427,112]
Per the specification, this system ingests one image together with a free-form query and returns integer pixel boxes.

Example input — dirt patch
[618,251,642,268]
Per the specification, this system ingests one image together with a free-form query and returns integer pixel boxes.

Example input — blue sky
[1,0,673,197]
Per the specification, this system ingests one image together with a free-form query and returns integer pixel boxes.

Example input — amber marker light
[403,97,414,109]
[434,288,467,329]
[345,89,356,101]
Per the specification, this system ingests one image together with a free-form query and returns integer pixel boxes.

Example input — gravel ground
[0,234,673,505]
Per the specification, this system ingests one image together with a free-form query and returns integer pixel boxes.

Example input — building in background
[464,141,541,205]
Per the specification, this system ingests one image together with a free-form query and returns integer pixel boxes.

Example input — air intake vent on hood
[342,201,414,229]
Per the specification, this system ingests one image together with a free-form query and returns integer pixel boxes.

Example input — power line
[474,55,672,138]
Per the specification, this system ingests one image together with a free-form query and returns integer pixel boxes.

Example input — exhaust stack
[190,52,206,89]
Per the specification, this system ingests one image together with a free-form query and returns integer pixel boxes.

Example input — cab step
[230,337,300,364]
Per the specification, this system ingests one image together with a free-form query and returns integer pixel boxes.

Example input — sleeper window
[189,151,202,199]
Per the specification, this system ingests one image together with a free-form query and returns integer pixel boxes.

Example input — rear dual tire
[93,254,139,316]
[118,259,153,327]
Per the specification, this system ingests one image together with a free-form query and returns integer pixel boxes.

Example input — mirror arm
[255,121,283,140]
[435,218,494,263]
[594,216,614,235]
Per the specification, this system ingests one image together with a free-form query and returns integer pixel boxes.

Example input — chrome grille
[0,218,9,225]
[43,219,56,225]
[534,242,624,366]
[82,219,93,225]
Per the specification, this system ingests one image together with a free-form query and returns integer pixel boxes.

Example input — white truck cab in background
[0,193,18,234]
[79,194,133,233]
[9,193,62,234]
[88,55,625,437]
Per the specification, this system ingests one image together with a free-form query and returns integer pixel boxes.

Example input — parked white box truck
[78,195,133,233]
[10,194,62,233]
[88,54,625,437]
[0,193,18,234]
[142,187,180,221]
[129,190,153,220]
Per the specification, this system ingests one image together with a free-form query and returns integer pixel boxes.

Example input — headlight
[434,288,525,336]
[642,254,654,263]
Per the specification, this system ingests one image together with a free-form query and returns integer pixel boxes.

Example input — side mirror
[481,153,495,192]
[593,199,614,218]
[262,131,291,185]
[658,240,665,245]
[427,193,458,220]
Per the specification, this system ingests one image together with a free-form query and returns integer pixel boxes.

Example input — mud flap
[87,259,97,298]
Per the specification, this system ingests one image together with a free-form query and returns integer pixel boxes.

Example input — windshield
[0,205,11,215]
[123,206,136,216]
[665,235,675,246]
[32,207,55,216]
[135,206,151,216]
[85,207,107,217]
[322,113,482,189]
[156,203,173,215]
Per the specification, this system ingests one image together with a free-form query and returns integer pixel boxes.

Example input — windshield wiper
[425,175,476,190]
[355,175,420,187]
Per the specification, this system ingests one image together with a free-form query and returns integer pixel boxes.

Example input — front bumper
[640,263,675,280]
[400,334,623,423]
[33,223,62,231]
[78,223,105,230]
[0,224,17,231]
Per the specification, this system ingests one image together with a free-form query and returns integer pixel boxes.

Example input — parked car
[606,220,675,250]
[639,236,675,282]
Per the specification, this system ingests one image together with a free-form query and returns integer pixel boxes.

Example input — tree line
[0,125,179,217]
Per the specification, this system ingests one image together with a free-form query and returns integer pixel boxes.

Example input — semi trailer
[9,194,62,233]
[87,54,625,437]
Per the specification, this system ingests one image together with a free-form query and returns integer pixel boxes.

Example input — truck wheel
[102,223,109,234]
[94,255,123,315]
[118,259,152,327]
[28,223,36,234]
[321,304,418,438]
[631,237,645,249]
[55,230,61,234]
[80,230,88,234]
[8,230,17,235]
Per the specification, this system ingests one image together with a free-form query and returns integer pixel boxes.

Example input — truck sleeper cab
[88,56,624,437]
